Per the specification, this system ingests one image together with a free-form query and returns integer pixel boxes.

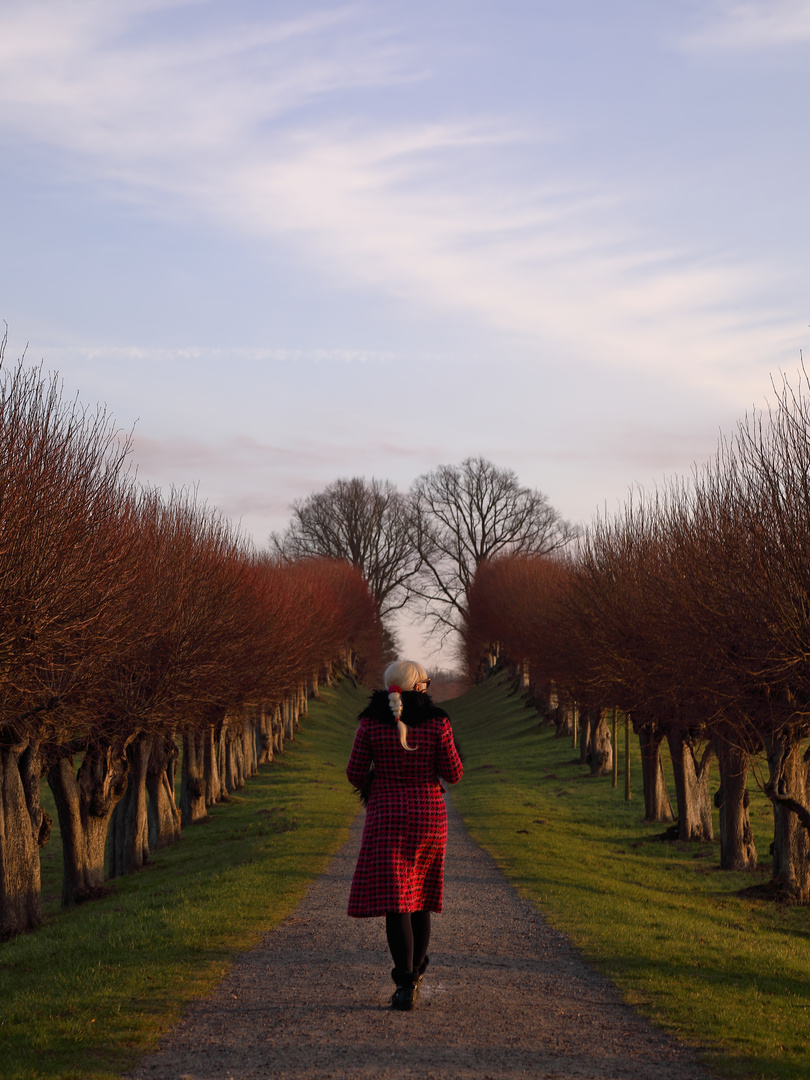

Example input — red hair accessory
[388,684,402,693]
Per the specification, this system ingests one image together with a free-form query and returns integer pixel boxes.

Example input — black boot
[389,967,418,1011]
[415,955,429,984]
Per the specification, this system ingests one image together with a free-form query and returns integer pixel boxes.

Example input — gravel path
[130,800,715,1080]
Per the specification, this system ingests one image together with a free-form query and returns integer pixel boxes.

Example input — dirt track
[130,801,715,1080]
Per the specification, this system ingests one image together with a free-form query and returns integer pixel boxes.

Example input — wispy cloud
[47,345,398,365]
[131,428,447,479]
[0,0,799,396]
[128,425,448,540]
[681,0,810,51]
[0,1,405,157]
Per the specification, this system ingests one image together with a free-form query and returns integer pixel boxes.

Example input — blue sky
[1,0,808,661]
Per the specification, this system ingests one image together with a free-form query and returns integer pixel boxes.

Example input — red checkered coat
[346,691,463,917]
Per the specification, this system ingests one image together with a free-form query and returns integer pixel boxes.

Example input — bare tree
[409,457,575,640]
[271,477,420,620]
[0,342,137,933]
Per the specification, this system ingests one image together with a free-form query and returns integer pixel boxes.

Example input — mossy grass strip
[449,674,810,1080]
[1,682,366,1080]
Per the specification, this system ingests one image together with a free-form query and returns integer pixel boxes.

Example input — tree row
[0,350,383,939]
[463,370,810,905]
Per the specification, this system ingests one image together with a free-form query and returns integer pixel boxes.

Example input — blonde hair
[384,659,427,751]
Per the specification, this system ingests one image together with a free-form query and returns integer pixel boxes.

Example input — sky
[0,0,808,665]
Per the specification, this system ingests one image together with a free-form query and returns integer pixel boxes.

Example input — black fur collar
[360,689,448,727]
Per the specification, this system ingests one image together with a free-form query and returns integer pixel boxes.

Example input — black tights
[385,910,431,974]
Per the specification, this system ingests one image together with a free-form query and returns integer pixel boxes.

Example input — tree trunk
[587,709,613,776]
[551,705,567,738]
[204,720,223,807]
[233,727,246,788]
[0,739,43,937]
[146,735,181,849]
[273,704,284,755]
[638,723,674,823]
[180,730,208,827]
[258,704,274,765]
[243,708,258,779]
[216,721,228,795]
[625,716,631,801]
[47,742,129,907]
[222,717,245,794]
[578,707,591,765]
[763,731,810,902]
[552,704,569,738]
[21,739,52,850]
[108,735,152,878]
[666,730,714,842]
[714,737,757,871]
[285,695,298,747]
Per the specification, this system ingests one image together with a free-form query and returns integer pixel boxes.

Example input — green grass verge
[1,682,366,1080]
[449,675,810,1080]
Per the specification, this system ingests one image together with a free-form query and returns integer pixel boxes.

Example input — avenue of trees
[12,326,810,936]
[462,370,810,906]
[272,456,575,645]
[0,347,383,939]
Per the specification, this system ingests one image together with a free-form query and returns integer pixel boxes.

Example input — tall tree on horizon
[270,476,421,623]
[408,456,576,642]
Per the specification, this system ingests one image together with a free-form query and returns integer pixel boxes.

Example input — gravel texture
[129,801,716,1080]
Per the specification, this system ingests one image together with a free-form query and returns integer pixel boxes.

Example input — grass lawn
[8,674,808,1080]
[1,682,367,1080]
[449,674,810,1080]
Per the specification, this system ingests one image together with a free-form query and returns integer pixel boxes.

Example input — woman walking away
[346,659,463,1011]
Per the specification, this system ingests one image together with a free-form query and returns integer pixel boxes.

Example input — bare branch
[271,477,420,621]
[408,457,576,639]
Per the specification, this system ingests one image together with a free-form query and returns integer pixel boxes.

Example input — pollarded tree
[566,498,710,831]
[463,553,615,777]
[270,477,420,620]
[106,491,267,876]
[292,557,385,685]
[463,554,566,687]
[177,554,384,825]
[720,368,810,901]
[409,457,575,642]
[0,346,137,934]
[569,463,760,864]
[654,462,762,868]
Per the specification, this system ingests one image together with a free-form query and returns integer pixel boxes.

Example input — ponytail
[387,684,416,751]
